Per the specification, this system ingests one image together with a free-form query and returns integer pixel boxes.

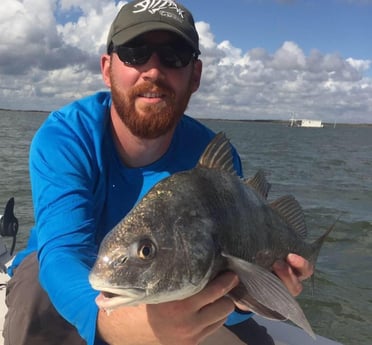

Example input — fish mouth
[95,287,146,310]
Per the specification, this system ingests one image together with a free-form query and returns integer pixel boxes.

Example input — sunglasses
[112,41,198,69]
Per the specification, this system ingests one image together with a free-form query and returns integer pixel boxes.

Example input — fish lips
[95,286,146,310]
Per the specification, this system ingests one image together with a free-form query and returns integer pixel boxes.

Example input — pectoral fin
[223,253,315,338]
[229,282,286,320]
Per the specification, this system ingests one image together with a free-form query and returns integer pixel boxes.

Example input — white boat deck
[0,271,7,344]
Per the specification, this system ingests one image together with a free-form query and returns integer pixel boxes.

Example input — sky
[0,0,372,123]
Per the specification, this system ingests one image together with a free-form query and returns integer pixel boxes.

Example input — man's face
[105,31,202,139]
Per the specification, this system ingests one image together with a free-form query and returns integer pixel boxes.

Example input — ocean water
[0,110,371,345]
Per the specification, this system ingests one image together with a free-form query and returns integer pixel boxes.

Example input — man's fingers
[190,272,239,311]
[198,295,235,325]
[286,253,314,280]
[273,260,303,296]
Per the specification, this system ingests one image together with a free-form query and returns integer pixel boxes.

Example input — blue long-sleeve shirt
[10,91,250,344]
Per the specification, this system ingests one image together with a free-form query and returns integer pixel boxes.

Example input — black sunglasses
[112,41,198,69]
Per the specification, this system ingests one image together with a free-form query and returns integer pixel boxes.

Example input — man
[4,1,313,344]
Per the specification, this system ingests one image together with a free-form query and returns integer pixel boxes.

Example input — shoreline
[0,109,371,127]
[199,118,372,127]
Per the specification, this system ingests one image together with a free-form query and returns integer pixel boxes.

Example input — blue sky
[183,0,372,66]
[0,0,371,123]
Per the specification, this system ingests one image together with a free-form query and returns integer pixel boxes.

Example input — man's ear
[101,54,112,88]
[191,59,202,93]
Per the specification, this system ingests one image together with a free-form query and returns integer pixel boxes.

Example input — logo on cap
[133,0,185,20]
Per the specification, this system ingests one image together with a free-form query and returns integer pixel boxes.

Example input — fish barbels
[89,132,334,338]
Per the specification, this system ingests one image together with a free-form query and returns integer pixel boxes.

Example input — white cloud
[57,1,126,53]
[346,57,371,72]
[271,41,306,70]
[0,0,371,124]
[192,26,372,123]
[195,22,216,50]
[217,40,243,66]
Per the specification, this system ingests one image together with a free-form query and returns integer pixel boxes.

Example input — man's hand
[273,253,314,296]
[97,255,313,344]
[97,272,239,345]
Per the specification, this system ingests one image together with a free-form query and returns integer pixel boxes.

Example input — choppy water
[0,110,371,345]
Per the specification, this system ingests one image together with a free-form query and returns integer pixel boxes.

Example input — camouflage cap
[107,0,200,54]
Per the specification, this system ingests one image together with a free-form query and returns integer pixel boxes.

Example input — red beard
[111,78,192,139]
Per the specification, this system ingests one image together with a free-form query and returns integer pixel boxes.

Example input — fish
[89,132,335,338]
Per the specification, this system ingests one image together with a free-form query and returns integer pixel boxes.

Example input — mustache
[131,80,174,97]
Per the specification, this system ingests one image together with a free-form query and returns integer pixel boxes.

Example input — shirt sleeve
[30,112,103,345]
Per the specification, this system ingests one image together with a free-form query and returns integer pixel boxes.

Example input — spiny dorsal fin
[245,170,271,200]
[270,195,307,239]
[197,132,236,174]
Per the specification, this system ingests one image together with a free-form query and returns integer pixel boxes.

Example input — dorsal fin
[269,195,307,239]
[197,132,236,174]
[245,170,271,200]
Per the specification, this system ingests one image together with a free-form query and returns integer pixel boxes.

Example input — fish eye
[137,239,156,260]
